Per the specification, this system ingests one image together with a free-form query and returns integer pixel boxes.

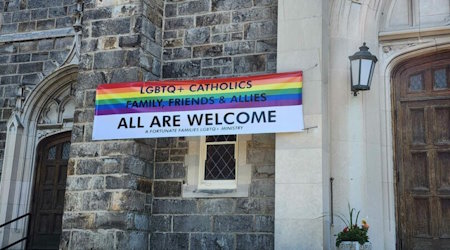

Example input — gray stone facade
[0,0,78,172]
[0,0,277,249]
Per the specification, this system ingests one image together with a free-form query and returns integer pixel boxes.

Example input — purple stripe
[95,99,302,116]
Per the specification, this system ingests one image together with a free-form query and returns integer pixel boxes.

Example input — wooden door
[394,51,450,249]
[28,132,71,249]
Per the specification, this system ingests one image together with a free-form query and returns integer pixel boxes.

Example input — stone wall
[0,0,78,173]
[150,134,275,250]
[161,0,277,79]
[61,0,164,248]
[148,0,278,248]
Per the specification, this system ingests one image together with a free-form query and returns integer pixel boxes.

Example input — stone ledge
[379,26,450,42]
[0,28,75,43]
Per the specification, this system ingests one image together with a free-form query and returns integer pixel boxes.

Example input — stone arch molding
[0,64,78,247]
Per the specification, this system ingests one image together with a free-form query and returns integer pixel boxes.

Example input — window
[182,135,252,198]
[198,135,237,190]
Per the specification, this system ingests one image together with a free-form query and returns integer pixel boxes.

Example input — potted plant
[335,204,371,250]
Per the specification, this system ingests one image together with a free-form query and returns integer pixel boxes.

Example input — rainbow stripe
[95,71,303,116]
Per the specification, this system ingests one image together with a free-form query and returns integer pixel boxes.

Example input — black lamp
[349,43,378,96]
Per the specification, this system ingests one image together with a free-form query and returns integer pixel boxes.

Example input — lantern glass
[351,59,360,87]
[360,59,373,88]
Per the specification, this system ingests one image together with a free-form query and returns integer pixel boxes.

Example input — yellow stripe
[96,81,302,100]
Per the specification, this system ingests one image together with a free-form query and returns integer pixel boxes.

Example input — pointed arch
[0,64,78,248]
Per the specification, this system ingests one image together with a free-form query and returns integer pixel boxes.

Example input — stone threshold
[0,28,75,43]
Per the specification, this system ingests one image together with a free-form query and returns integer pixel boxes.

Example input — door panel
[394,51,450,249]
[28,132,71,250]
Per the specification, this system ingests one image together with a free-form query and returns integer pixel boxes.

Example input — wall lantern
[349,43,378,96]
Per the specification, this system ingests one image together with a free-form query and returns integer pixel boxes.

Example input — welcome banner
[93,71,304,140]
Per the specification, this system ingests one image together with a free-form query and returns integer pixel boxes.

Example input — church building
[0,0,449,249]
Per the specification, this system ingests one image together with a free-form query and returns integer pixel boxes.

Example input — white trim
[182,135,252,198]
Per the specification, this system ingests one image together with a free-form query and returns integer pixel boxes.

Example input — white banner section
[93,106,303,140]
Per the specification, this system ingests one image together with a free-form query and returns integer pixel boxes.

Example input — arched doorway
[28,132,71,249]
[0,65,77,248]
[393,50,450,249]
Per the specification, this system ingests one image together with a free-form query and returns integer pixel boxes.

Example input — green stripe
[96,88,302,105]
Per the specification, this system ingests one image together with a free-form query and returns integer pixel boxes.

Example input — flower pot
[338,241,372,250]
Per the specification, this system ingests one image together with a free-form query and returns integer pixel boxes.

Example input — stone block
[70,143,100,158]
[150,233,189,250]
[123,156,152,177]
[83,7,112,21]
[152,199,198,214]
[105,174,137,190]
[134,213,150,230]
[193,44,223,58]
[178,0,210,15]
[213,215,253,232]
[253,0,277,6]
[66,176,104,191]
[236,234,274,250]
[64,192,83,211]
[244,20,277,39]
[94,211,133,229]
[0,23,18,34]
[256,38,277,53]
[19,41,38,52]
[224,41,255,55]
[173,215,212,232]
[0,56,9,64]
[254,215,274,232]
[163,60,201,78]
[0,44,17,54]
[49,7,67,18]
[17,62,43,73]
[185,27,210,45]
[110,190,146,211]
[55,16,73,28]
[12,10,30,23]
[164,17,194,30]
[235,198,274,214]
[55,37,74,50]
[18,21,36,32]
[82,191,112,210]
[212,0,253,11]
[93,50,127,69]
[150,215,171,232]
[165,4,177,17]
[31,52,49,61]
[119,35,140,48]
[164,31,177,39]
[69,230,115,250]
[10,54,30,63]
[190,233,234,250]
[196,13,231,27]
[163,38,183,48]
[233,54,266,73]
[116,231,148,250]
[62,212,95,229]
[153,181,182,197]
[28,0,62,8]
[232,7,272,23]
[49,50,69,64]
[31,9,48,20]
[109,67,142,83]
[202,67,220,76]
[76,71,105,90]
[198,199,235,214]
[250,178,275,197]
[211,34,230,43]
[155,162,185,179]
[0,75,20,85]
[91,18,131,37]
[38,39,54,51]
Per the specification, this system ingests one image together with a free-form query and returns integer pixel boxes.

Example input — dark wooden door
[28,132,71,249]
[394,51,450,250]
